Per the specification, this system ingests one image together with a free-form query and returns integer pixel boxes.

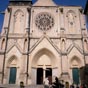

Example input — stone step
[0,84,44,88]
[27,85,44,88]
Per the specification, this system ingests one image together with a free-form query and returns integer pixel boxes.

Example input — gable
[30,36,61,54]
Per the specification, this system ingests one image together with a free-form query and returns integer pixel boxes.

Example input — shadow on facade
[80,64,88,85]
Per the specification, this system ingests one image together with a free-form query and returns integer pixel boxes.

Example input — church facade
[0,0,88,85]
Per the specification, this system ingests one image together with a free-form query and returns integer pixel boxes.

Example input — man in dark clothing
[52,77,61,88]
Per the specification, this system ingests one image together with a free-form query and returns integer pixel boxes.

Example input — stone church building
[0,0,88,86]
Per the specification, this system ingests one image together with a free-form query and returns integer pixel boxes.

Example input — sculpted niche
[14,10,24,33]
[67,10,76,32]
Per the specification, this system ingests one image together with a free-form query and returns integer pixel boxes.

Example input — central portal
[37,68,52,84]
[37,68,43,84]
[46,68,52,84]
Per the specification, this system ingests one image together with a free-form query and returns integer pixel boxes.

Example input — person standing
[44,77,49,88]
[52,77,61,88]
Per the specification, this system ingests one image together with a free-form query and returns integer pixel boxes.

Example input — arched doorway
[70,56,82,85]
[7,56,18,84]
[37,68,52,84]
[36,54,52,84]
[32,49,57,85]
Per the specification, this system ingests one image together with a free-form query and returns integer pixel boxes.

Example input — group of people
[70,84,87,88]
[43,77,88,88]
[44,77,64,88]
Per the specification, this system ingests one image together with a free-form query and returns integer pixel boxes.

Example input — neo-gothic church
[0,0,88,86]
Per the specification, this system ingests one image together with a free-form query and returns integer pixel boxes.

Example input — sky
[0,0,87,32]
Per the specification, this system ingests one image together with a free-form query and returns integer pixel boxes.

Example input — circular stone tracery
[35,12,54,31]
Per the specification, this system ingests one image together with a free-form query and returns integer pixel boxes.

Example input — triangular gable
[67,43,83,54]
[6,43,23,54]
[29,35,61,54]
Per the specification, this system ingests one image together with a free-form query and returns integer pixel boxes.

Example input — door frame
[9,67,17,84]
[36,67,52,84]
[72,68,80,85]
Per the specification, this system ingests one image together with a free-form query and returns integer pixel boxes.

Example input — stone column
[61,55,70,81]
[43,65,46,82]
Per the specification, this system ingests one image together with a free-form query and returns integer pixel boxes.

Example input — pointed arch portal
[32,48,57,84]
[70,56,81,85]
[8,56,18,84]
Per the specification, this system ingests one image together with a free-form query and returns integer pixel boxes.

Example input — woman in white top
[44,77,49,88]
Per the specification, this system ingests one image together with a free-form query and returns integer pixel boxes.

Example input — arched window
[84,39,88,51]
[1,38,5,50]
[24,38,28,52]
[62,39,65,51]
[67,10,76,32]
[14,10,24,33]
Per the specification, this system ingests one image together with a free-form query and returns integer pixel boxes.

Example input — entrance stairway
[0,84,44,88]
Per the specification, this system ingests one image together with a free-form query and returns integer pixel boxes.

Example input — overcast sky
[0,0,87,32]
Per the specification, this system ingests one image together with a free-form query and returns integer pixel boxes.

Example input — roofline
[32,5,82,8]
[9,0,32,2]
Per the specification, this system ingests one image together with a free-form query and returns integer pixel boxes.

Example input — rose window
[35,12,54,31]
